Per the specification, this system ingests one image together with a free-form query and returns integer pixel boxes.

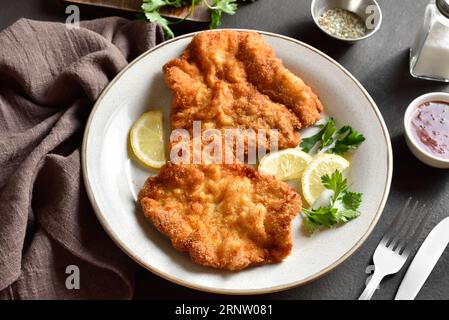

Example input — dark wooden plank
[63,0,211,21]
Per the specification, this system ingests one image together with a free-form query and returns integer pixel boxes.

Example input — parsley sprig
[142,0,239,39]
[300,118,366,155]
[303,171,362,233]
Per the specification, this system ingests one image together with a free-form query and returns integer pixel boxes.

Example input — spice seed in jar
[318,8,367,39]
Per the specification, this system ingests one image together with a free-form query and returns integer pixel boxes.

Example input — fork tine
[389,201,419,249]
[392,203,424,252]
[381,197,412,244]
[400,205,431,256]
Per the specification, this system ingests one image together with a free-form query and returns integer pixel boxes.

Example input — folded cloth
[0,17,163,299]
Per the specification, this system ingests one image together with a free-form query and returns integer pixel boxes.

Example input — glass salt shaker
[410,0,449,82]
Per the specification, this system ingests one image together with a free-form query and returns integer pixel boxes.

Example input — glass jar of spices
[410,0,449,82]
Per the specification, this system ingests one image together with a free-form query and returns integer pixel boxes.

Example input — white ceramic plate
[82,30,393,295]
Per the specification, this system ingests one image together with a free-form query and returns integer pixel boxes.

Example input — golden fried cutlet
[163,30,323,150]
[237,33,324,127]
[138,163,302,271]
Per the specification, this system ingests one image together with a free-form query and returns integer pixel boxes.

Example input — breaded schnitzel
[139,163,301,271]
[164,30,323,151]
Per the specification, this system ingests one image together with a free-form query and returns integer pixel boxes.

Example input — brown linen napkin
[0,17,163,299]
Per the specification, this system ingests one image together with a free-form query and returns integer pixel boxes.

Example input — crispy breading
[138,163,302,271]
[163,30,323,150]
[237,32,324,126]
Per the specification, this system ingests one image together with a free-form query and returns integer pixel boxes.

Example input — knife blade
[395,217,449,300]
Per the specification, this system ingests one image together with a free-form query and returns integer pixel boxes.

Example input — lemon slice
[301,154,350,206]
[258,149,313,181]
[130,110,166,168]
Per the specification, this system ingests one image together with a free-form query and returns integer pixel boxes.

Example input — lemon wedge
[129,110,166,168]
[258,149,313,181]
[301,154,350,206]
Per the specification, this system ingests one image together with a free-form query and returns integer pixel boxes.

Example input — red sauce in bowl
[410,101,449,160]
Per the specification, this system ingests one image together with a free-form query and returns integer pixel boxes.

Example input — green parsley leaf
[144,10,174,39]
[142,0,168,12]
[211,0,238,14]
[321,118,337,148]
[342,191,362,211]
[300,118,335,153]
[142,0,240,38]
[303,170,362,233]
[207,0,238,28]
[321,171,347,200]
[300,118,365,156]
[331,126,366,155]
[210,8,222,29]
[303,206,339,233]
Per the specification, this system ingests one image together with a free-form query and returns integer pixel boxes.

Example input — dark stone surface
[1,0,448,300]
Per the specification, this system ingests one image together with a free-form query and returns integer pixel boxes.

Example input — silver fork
[358,198,430,300]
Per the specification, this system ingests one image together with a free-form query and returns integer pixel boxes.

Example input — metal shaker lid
[437,0,449,18]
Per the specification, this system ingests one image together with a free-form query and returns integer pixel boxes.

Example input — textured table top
[1,0,448,300]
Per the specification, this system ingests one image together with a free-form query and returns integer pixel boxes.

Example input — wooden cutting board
[64,0,211,21]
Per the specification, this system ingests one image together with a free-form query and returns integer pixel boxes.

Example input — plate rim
[82,29,393,295]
